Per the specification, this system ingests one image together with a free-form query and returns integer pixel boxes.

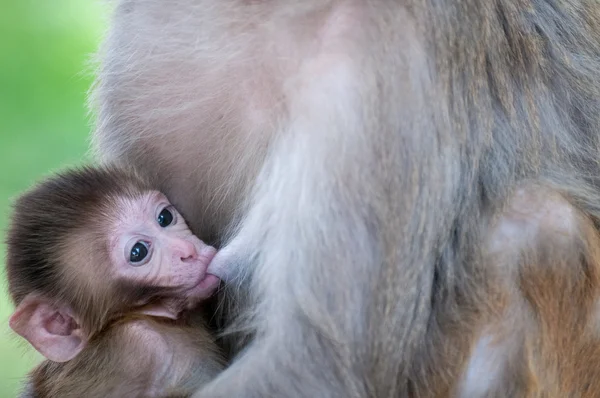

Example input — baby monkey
[6,166,227,397]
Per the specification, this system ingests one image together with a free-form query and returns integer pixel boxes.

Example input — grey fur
[90,1,600,396]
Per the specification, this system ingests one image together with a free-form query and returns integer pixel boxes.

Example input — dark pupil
[157,208,174,227]
[130,242,149,263]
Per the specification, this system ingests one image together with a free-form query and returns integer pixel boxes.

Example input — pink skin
[109,191,221,315]
[206,242,235,282]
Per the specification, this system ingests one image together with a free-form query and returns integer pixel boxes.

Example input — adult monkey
[90,0,600,397]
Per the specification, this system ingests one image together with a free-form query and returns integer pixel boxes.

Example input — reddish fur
[458,186,600,397]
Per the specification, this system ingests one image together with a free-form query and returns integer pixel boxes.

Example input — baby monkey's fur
[6,166,227,397]
[26,313,225,398]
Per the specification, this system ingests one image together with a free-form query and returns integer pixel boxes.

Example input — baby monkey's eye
[157,207,174,227]
[130,241,150,265]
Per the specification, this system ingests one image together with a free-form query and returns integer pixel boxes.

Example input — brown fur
[28,314,225,398]
[456,186,600,397]
[85,0,600,396]
[6,165,156,334]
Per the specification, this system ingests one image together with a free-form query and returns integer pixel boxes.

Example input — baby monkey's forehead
[105,190,175,252]
[111,190,170,225]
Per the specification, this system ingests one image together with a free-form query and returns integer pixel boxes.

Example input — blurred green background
[0,1,107,395]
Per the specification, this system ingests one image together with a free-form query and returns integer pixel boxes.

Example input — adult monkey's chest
[94,0,370,241]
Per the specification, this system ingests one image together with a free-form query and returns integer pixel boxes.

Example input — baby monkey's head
[6,165,220,363]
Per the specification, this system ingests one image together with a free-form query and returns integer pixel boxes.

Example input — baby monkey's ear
[9,294,87,363]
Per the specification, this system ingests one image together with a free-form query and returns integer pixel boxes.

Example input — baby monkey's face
[109,191,220,315]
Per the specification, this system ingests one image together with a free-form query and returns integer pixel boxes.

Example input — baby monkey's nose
[173,238,198,262]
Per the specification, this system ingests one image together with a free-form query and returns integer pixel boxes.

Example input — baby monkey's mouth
[180,246,221,308]
[136,247,222,319]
